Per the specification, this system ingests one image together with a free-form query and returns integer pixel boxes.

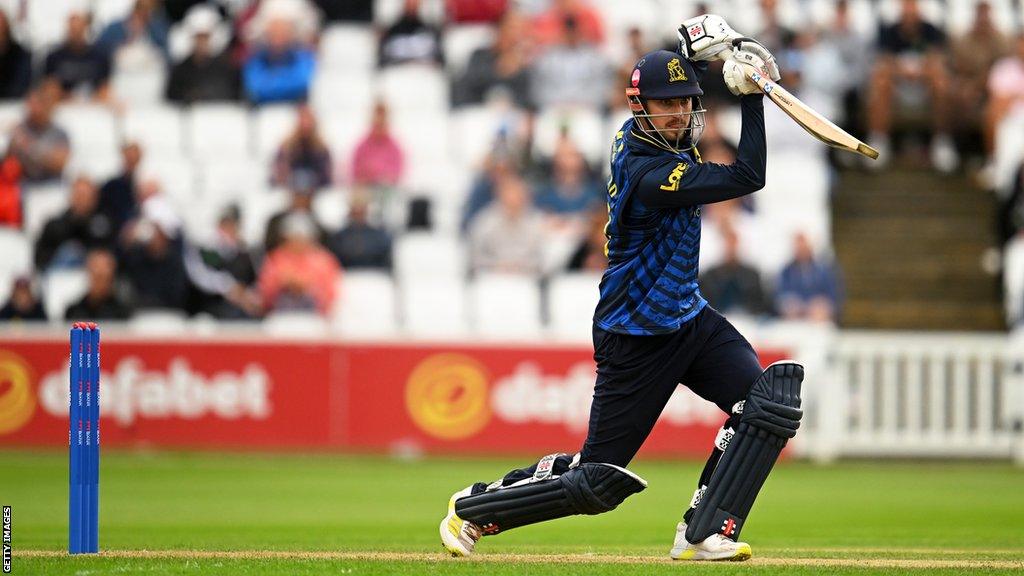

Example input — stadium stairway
[832,167,1004,331]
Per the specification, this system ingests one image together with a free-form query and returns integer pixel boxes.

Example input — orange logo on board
[405,354,491,440]
[0,351,37,435]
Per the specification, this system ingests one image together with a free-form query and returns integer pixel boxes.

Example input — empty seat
[319,24,377,72]
[111,66,167,107]
[547,273,602,340]
[311,73,376,115]
[128,309,190,334]
[123,106,185,156]
[400,276,469,338]
[26,0,83,51]
[187,104,251,159]
[333,272,398,336]
[0,229,32,280]
[254,104,298,161]
[43,268,89,320]
[320,107,372,166]
[54,104,120,160]
[241,189,291,246]
[312,187,349,230]
[394,233,467,279]
[199,159,270,204]
[67,150,122,182]
[21,184,69,241]
[533,106,608,165]
[443,24,495,75]
[469,273,542,338]
[262,311,330,337]
[138,156,198,208]
[378,65,449,112]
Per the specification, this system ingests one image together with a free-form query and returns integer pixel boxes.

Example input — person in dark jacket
[34,176,115,270]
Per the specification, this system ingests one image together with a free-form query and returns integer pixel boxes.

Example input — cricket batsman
[440,15,804,562]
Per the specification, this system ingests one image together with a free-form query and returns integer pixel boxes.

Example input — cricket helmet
[626,50,706,152]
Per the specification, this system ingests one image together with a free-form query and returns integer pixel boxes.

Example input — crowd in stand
[4,0,1020,330]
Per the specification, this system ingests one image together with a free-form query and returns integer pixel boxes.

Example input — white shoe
[930,134,959,173]
[669,522,752,561]
[439,486,482,557]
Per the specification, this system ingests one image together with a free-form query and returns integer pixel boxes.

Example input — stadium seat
[547,273,603,341]
[123,106,186,156]
[187,104,252,159]
[21,184,69,242]
[312,187,349,230]
[394,233,467,279]
[389,108,450,189]
[333,272,398,336]
[43,268,88,321]
[378,65,449,112]
[254,104,298,161]
[112,66,167,107]
[399,276,470,338]
[443,24,495,75]
[199,160,271,205]
[375,0,445,26]
[92,0,136,31]
[25,0,81,51]
[263,311,330,337]
[0,103,22,134]
[66,150,122,182]
[311,73,376,115]
[138,155,198,209]
[54,104,120,161]
[761,152,831,214]
[0,229,32,280]
[533,106,608,166]
[468,273,543,338]
[319,106,372,167]
[240,189,291,246]
[450,105,506,168]
[128,310,190,334]
[319,24,377,72]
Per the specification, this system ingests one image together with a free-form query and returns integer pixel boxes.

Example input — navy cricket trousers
[579,305,763,467]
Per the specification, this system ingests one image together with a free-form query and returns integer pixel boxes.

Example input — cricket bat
[737,62,879,160]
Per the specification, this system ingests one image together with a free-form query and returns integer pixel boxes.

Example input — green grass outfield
[3,451,1023,574]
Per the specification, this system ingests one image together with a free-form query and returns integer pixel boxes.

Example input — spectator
[264,172,329,252]
[985,33,1024,159]
[699,224,770,316]
[867,0,956,172]
[310,0,373,23]
[351,100,405,189]
[65,249,133,320]
[468,175,544,275]
[119,195,188,310]
[272,105,331,189]
[534,136,603,219]
[243,8,317,104]
[753,0,796,54]
[0,276,46,321]
[258,211,341,315]
[0,154,21,228]
[95,0,171,58]
[98,142,143,234]
[529,15,612,110]
[378,0,444,68]
[950,1,1008,154]
[452,10,532,108]
[818,0,871,146]
[0,9,31,100]
[6,89,70,185]
[566,207,608,272]
[166,5,240,103]
[532,0,604,47]
[328,192,392,270]
[44,12,111,101]
[775,232,842,323]
[184,204,261,319]
[461,146,520,232]
[34,176,115,270]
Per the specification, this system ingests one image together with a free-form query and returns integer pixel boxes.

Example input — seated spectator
[6,89,70,185]
[272,105,331,190]
[378,0,444,68]
[700,225,770,316]
[65,248,133,320]
[351,100,404,189]
[532,0,604,47]
[329,192,392,270]
[34,176,115,270]
[259,212,341,315]
[0,276,46,321]
[775,232,842,323]
[986,33,1024,159]
[460,118,534,231]
[529,15,612,110]
[468,175,543,275]
[119,195,188,310]
[184,204,261,319]
[264,172,329,252]
[166,5,240,103]
[452,10,532,108]
[817,0,871,145]
[95,0,170,58]
[566,207,608,272]
[867,0,956,172]
[44,12,111,101]
[534,137,603,220]
[98,142,143,234]
[243,6,317,105]
[0,9,31,100]
[950,1,1008,155]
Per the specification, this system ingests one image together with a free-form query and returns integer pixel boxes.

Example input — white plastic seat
[533,106,608,165]
[0,103,23,133]
[21,184,69,242]
[254,104,299,161]
[320,108,372,166]
[469,273,542,338]
[187,104,251,159]
[26,0,83,51]
[138,156,197,208]
[394,233,466,279]
[450,105,505,168]
[311,73,376,115]
[199,159,270,205]
[443,24,494,75]
[400,276,469,338]
[43,268,89,321]
[378,65,449,112]
[262,310,330,337]
[333,272,398,336]
[128,309,189,334]
[67,150,122,182]
[112,66,167,107]
[312,187,349,230]
[54,104,120,161]
[761,152,831,214]
[389,108,448,187]
[0,229,32,280]
[241,189,291,247]
[547,273,603,340]
[123,106,185,156]
[319,24,377,72]
[92,0,135,30]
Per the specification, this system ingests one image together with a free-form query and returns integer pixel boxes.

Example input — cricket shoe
[669,522,752,561]
[439,485,482,557]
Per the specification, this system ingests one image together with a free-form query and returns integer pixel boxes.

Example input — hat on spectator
[172,4,230,59]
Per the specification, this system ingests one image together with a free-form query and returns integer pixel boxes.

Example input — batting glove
[677,14,742,62]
